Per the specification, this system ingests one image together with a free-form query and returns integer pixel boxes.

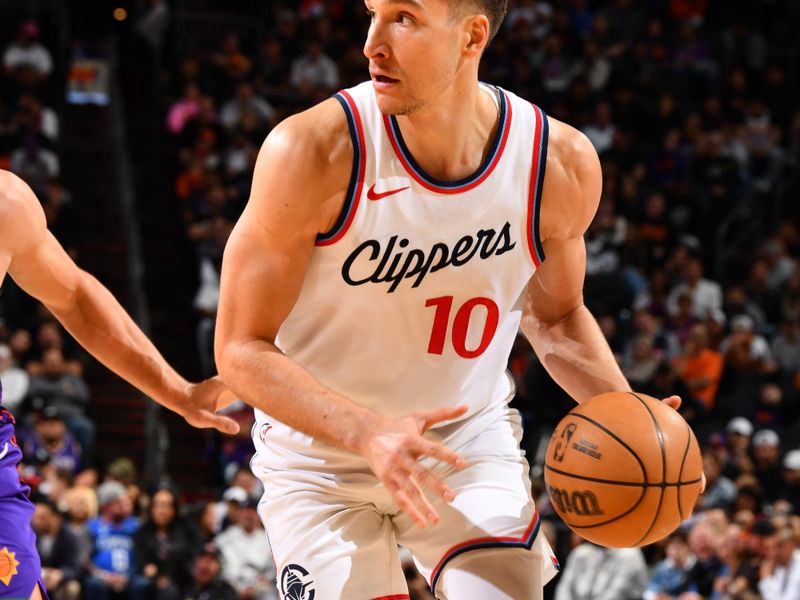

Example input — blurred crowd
[1,0,800,598]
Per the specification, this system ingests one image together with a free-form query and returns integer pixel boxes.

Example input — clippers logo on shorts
[547,486,604,517]
[280,564,315,600]
[0,547,20,586]
[552,423,577,463]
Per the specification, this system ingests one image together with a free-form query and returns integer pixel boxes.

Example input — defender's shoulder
[0,170,46,253]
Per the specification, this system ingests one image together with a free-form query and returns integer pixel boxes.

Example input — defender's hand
[661,395,706,493]
[360,405,468,528]
[180,377,240,435]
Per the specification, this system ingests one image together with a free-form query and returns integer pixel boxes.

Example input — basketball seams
[544,464,701,488]
[629,392,667,546]
[562,413,648,484]
[676,421,692,521]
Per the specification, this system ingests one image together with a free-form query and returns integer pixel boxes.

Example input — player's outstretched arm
[214,102,465,527]
[520,121,636,404]
[0,170,238,434]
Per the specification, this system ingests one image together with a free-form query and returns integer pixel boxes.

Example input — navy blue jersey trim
[532,106,548,265]
[317,93,362,243]
[387,88,508,189]
[430,517,540,590]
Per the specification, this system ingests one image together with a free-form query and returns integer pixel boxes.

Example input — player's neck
[394,81,499,182]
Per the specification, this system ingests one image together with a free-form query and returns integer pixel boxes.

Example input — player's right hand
[358,405,469,528]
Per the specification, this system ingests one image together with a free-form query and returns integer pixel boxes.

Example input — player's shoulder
[539,116,602,240]
[0,170,47,253]
[263,96,352,168]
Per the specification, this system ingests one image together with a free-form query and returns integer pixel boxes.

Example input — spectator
[63,485,97,566]
[131,485,201,600]
[20,406,82,476]
[214,496,277,600]
[758,526,800,600]
[10,134,59,188]
[26,347,94,454]
[667,258,723,321]
[0,343,29,413]
[712,523,760,600]
[31,497,82,600]
[772,316,800,375]
[781,450,800,511]
[672,323,724,412]
[180,543,237,600]
[698,449,738,511]
[85,481,138,600]
[645,532,696,599]
[219,82,276,132]
[3,21,53,84]
[555,535,648,599]
[685,518,725,598]
[289,40,338,96]
[752,429,784,505]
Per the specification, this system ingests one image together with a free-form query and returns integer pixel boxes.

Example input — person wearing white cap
[780,450,800,512]
[753,429,783,505]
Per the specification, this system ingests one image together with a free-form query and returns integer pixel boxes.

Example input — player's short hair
[450,0,508,43]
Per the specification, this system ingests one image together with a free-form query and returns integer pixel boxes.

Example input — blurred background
[0,0,799,598]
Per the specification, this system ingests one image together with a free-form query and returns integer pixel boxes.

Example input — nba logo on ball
[280,564,315,600]
[545,392,703,548]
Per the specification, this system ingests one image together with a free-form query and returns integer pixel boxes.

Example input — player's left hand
[180,376,241,434]
[661,395,706,493]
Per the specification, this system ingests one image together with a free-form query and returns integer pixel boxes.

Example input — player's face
[364,0,464,115]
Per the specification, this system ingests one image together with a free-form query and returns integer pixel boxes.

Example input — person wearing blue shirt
[85,481,139,600]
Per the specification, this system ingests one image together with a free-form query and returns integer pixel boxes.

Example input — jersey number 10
[425,296,500,359]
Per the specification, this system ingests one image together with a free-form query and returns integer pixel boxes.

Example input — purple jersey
[0,383,48,598]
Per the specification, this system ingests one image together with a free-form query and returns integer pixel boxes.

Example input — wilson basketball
[544,391,703,548]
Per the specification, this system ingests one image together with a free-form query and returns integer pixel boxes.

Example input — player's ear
[463,15,490,56]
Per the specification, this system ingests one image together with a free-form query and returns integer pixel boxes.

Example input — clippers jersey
[257,82,548,453]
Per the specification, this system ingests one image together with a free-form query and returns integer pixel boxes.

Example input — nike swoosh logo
[367,184,409,201]
[0,443,8,460]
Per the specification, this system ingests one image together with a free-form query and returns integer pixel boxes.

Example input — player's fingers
[409,462,456,503]
[385,479,428,528]
[397,473,439,525]
[190,412,241,435]
[661,395,682,411]
[416,405,469,432]
[414,438,466,469]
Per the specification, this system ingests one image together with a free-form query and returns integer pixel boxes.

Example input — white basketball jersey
[256,81,549,453]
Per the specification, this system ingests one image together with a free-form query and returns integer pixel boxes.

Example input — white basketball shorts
[251,402,560,599]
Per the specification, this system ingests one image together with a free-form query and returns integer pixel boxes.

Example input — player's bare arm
[520,122,681,409]
[0,170,238,434]
[215,101,466,528]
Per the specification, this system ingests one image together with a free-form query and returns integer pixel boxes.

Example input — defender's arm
[0,170,237,433]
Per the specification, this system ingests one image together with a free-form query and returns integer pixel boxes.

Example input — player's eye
[397,13,414,24]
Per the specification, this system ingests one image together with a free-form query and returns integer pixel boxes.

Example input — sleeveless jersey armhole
[526,104,549,267]
[316,90,366,246]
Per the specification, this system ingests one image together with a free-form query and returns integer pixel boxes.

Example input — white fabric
[265,81,542,454]
[253,404,558,599]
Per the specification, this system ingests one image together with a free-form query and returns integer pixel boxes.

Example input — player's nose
[363,20,390,61]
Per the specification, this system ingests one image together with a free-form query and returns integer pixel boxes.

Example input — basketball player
[0,169,239,600]
[215,1,685,598]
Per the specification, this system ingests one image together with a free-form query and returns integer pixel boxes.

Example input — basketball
[544,391,703,548]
